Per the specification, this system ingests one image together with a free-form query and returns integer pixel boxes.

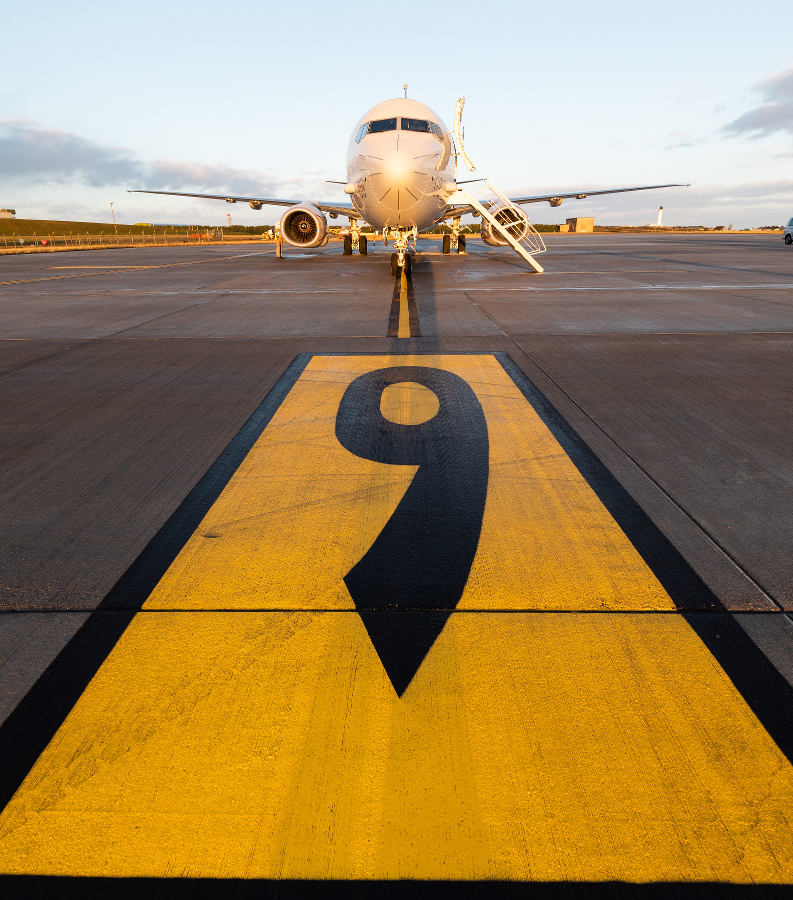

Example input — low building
[0,209,16,219]
[566,217,594,233]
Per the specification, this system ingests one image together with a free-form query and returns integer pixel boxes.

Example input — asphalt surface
[1,233,792,896]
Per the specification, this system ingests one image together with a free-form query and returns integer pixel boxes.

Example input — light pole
[110,202,117,234]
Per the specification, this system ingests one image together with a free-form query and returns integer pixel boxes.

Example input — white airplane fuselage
[345,98,457,233]
[130,95,687,272]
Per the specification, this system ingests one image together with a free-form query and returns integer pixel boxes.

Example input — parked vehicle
[785,217,792,245]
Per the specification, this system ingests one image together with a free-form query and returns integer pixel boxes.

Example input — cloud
[502,180,793,227]
[0,117,145,186]
[722,65,793,138]
[0,118,330,197]
[146,159,285,196]
[663,179,793,207]
[665,138,707,150]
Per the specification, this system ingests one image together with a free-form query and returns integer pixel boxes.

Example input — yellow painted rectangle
[0,611,792,881]
[1,354,791,883]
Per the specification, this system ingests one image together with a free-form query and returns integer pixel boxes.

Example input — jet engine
[279,204,328,248]
[479,203,530,246]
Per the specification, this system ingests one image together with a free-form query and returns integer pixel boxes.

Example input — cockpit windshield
[369,118,397,133]
[401,118,430,132]
[356,116,444,144]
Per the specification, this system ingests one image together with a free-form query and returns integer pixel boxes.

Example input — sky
[1,0,792,228]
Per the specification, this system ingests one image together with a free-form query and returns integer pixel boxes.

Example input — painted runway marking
[336,366,488,694]
[397,283,410,336]
[452,283,793,292]
[387,268,420,337]
[0,354,792,885]
[0,252,268,286]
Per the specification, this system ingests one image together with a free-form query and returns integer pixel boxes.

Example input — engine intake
[280,204,328,248]
[480,203,530,246]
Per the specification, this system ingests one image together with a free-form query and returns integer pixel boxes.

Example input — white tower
[656,206,663,227]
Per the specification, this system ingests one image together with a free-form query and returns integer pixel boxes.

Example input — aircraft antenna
[404,83,408,98]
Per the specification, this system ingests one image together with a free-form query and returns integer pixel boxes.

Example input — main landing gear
[343,222,368,255]
[342,218,368,255]
[442,217,466,254]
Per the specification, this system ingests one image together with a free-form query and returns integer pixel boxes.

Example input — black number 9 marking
[335,366,489,695]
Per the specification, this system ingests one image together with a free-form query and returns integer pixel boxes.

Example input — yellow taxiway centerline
[398,270,411,338]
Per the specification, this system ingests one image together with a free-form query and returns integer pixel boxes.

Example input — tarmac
[0,233,792,897]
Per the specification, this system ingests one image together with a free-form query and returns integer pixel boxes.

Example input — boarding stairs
[449,179,546,273]
[450,97,546,273]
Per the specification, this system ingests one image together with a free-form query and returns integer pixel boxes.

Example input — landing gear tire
[457,234,466,254]
[785,234,793,245]
[403,253,412,276]
[343,235,353,255]
[359,235,368,255]
[391,253,399,276]
[442,234,451,254]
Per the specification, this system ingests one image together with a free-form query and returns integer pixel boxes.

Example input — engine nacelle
[279,204,328,248]
[479,203,530,246]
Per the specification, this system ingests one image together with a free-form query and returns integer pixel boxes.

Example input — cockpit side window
[368,118,398,133]
[429,122,444,141]
[401,117,431,133]
[355,123,369,143]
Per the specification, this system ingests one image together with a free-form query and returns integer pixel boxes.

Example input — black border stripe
[387,272,401,336]
[0,353,312,812]
[495,353,721,610]
[100,353,312,610]
[0,876,789,899]
[407,271,420,335]
[495,352,793,765]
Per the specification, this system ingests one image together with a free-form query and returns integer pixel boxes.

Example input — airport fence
[0,232,276,252]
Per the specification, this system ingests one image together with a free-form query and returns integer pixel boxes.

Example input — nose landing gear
[386,226,417,275]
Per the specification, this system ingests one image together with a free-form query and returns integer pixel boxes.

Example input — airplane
[130,96,688,275]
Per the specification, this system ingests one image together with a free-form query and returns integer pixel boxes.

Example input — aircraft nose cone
[381,149,410,188]
[369,147,420,213]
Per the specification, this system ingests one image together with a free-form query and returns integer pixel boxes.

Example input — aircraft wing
[509,183,689,205]
[438,182,689,221]
[127,189,360,219]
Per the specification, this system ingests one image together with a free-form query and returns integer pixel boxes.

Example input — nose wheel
[391,252,411,276]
